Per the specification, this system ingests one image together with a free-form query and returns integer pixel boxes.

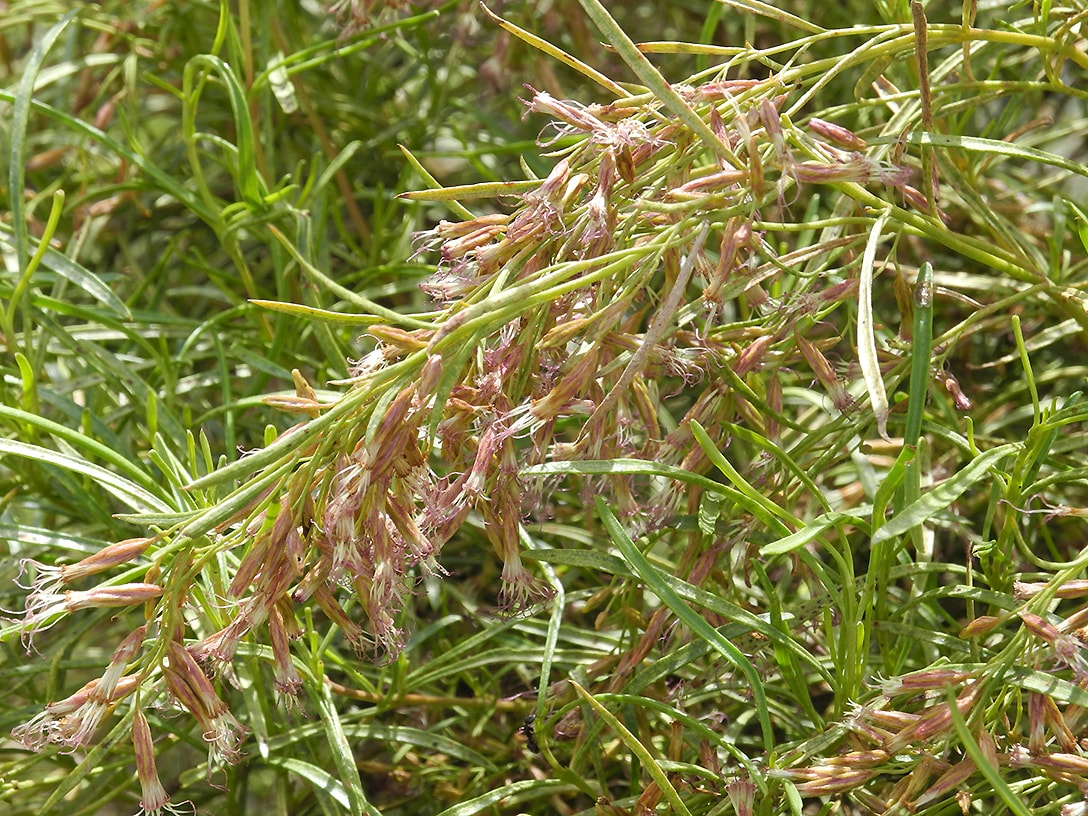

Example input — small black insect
[520,713,539,753]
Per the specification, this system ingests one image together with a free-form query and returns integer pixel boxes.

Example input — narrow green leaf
[479,3,630,98]
[946,687,1033,816]
[571,680,694,816]
[0,94,217,224]
[175,457,298,539]
[38,715,131,814]
[1003,664,1088,707]
[343,724,497,769]
[260,756,350,809]
[183,387,361,490]
[7,190,67,337]
[185,54,265,208]
[267,225,434,328]
[522,457,726,493]
[397,144,475,219]
[760,511,869,556]
[527,546,832,682]
[719,0,826,32]
[574,0,741,168]
[397,178,536,203]
[872,443,1021,544]
[724,422,831,512]
[433,779,572,816]
[907,131,1088,183]
[596,498,776,755]
[249,298,385,325]
[1012,314,1040,426]
[1068,200,1088,255]
[0,404,169,501]
[0,438,170,514]
[523,527,568,735]
[690,420,799,534]
[8,9,82,275]
[312,676,377,816]
[14,352,35,414]
[904,262,934,448]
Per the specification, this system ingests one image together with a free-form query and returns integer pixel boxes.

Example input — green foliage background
[3,1,1088,815]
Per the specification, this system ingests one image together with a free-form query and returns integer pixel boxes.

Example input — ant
[519,713,539,753]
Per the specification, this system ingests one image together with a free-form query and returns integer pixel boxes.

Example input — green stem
[574,0,742,168]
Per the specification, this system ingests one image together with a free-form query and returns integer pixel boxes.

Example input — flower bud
[808,117,868,150]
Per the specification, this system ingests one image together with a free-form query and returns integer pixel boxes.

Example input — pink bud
[808,117,868,150]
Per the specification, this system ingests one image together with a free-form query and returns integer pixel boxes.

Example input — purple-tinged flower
[346,347,388,380]
[796,331,855,412]
[15,540,155,650]
[530,348,601,424]
[733,335,774,377]
[694,79,763,100]
[228,529,274,598]
[189,610,257,679]
[1029,692,1049,754]
[354,510,409,654]
[412,214,509,254]
[268,605,302,705]
[885,682,982,754]
[384,494,439,575]
[959,614,1004,638]
[724,778,755,816]
[807,117,868,150]
[439,223,506,263]
[1017,580,1088,600]
[164,642,247,768]
[19,583,162,652]
[506,160,570,244]
[132,706,194,816]
[902,184,950,223]
[561,172,590,208]
[910,756,977,810]
[702,218,752,315]
[790,157,875,185]
[579,150,616,256]
[1010,743,1088,776]
[522,86,604,134]
[312,585,371,655]
[17,538,153,594]
[880,668,974,697]
[792,767,879,796]
[758,96,790,162]
[12,674,139,752]
[668,168,748,198]
[1021,611,1088,678]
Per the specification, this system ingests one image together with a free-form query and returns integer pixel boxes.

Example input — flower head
[725,777,756,816]
[163,642,248,768]
[132,707,194,816]
[12,674,139,752]
[268,605,302,705]
[19,583,162,652]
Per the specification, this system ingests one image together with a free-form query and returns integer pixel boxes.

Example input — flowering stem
[574,0,742,169]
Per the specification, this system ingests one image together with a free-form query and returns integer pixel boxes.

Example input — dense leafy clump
[3,1,1088,815]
